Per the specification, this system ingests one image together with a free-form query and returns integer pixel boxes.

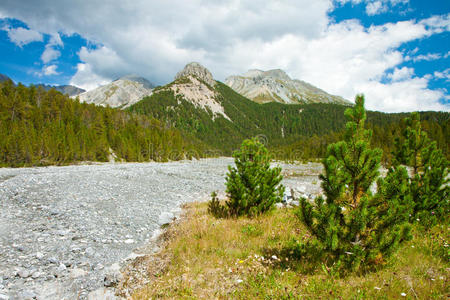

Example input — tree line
[0,81,205,167]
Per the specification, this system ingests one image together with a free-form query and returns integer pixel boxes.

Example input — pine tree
[210,138,284,217]
[393,112,449,225]
[297,95,412,273]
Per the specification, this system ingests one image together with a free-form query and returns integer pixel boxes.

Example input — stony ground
[0,158,322,299]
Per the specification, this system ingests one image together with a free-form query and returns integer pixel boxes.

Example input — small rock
[103,263,122,287]
[57,263,67,273]
[0,293,9,300]
[158,212,174,225]
[289,200,299,207]
[70,268,88,278]
[19,290,36,299]
[48,257,58,264]
[35,252,44,260]
[124,239,134,244]
[87,288,118,300]
[18,270,31,278]
[85,247,95,256]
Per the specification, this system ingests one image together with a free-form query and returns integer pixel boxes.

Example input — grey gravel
[0,158,322,299]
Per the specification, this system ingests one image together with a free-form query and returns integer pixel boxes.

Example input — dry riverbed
[0,158,322,299]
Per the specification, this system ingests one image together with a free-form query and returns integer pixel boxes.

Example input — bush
[392,112,449,226]
[209,138,284,217]
[296,95,412,274]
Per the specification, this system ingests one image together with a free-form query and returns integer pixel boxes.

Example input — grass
[128,203,449,299]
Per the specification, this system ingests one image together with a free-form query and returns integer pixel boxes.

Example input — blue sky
[0,0,449,112]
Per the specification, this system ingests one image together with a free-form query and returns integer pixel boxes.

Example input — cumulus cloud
[335,0,409,16]
[41,46,60,63]
[366,1,387,16]
[387,67,414,81]
[70,63,111,91]
[43,64,59,76]
[434,68,450,81]
[0,0,448,112]
[41,34,63,63]
[2,26,42,46]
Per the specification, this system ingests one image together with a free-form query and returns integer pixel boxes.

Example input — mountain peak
[175,62,215,87]
[114,74,155,89]
[263,69,291,81]
[225,69,350,105]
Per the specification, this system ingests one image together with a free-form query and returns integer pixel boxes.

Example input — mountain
[129,62,449,159]
[225,69,350,105]
[75,75,154,108]
[0,74,13,84]
[37,84,85,96]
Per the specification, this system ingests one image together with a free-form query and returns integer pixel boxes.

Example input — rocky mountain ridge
[174,62,216,87]
[225,69,350,105]
[0,74,13,84]
[75,75,154,108]
[155,62,230,120]
[37,84,85,97]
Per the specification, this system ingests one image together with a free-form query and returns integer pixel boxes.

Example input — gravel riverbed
[0,158,322,299]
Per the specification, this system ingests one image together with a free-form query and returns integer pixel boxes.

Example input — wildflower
[401,293,406,297]
[271,255,278,260]
[239,260,244,264]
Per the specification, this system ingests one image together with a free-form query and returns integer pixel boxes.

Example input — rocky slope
[175,62,216,87]
[225,69,350,105]
[37,84,85,97]
[75,75,154,108]
[155,62,230,120]
[0,74,13,84]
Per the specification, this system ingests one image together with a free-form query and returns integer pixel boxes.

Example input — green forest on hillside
[0,81,205,167]
[130,81,449,162]
[0,79,448,167]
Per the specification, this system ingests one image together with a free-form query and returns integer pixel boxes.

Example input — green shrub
[209,138,284,217]
[296,95,412,274]
[392,112,449,226]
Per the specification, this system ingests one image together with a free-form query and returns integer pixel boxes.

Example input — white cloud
[41,46,60,63]
[41,33,63,63]
[43,64,59,76]
[387,67,414,81]
[70,63,110,91]
[3,26,42,46]
[0,0,448,112]
[420,14,450,33]
[357,76,447,112]
[434,69,450,81]
[366,1,387,16]
[335,0,409,16]
[412,53,441,62]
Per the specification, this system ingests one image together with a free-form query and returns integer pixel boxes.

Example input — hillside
[0,74,13,84]
[129,63,449,160]
[75,75,154,108]
[0,81,205,167]
[225,69,350,105]
[36,84,85,96]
